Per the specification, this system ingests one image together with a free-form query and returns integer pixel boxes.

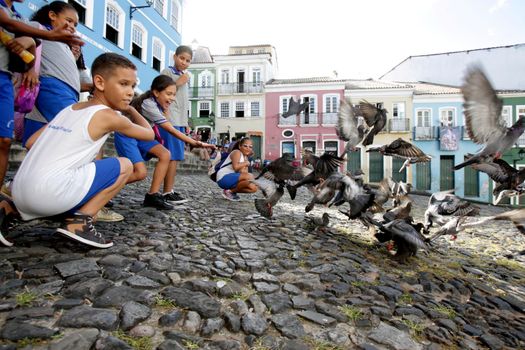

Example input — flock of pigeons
[250,65,525,262]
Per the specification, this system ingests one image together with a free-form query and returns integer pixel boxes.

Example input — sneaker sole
[97,217,124,223]
[0,231,13,246]
[56,228,114,249]
[165,198,189,204]
[221,193,235,201]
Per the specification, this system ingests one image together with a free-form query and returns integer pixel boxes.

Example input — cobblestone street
[1,173,524,350]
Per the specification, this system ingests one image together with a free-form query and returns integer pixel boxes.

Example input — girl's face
[239,140,253,156]
[153,84,177,111]
[49,8,78,33]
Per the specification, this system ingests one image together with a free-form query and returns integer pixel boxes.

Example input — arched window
[130,22,147,61]
[152,38,165,71]
[104,1,125,48]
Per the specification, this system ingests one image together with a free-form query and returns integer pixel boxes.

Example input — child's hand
[48,23,84,46]
[5,37,26,55]
[177,73,189,86]
[21,69,39,89]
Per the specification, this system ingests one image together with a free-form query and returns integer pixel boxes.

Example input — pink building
[264,78,347,161]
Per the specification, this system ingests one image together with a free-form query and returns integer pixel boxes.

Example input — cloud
[489,0,507,13]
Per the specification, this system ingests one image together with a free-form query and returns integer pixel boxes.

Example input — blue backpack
[208,152,229,182]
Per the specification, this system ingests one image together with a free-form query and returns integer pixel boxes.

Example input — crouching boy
[0,53,154,248]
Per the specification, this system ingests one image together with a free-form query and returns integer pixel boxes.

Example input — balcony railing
[217,82,264,95]
[300,113,319,126]
[278,114,297,126]
[388,118,410,132]
[462,126,471,140]
[189,87,214,99]
[517,133,525,147]
[321,112,338,125]
[413,126,438,140]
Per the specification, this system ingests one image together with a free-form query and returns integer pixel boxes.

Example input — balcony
[321,112,338,125]
[413,126,438,140]
[278,114,298,126]
[517,133,525,147]
[300,113,319,126]
[217,82,264,95]
[190,87,214,99]
[388,118,410,132]
[462,126,471,140]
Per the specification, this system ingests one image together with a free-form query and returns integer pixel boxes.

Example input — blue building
[17,0,182,91]
[410,83,492,203]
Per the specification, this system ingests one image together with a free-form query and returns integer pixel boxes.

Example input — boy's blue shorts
[159,126,185,161]
[22,119,45,146]
[114,132,160,164]
[217,173,241,190]
[71,157,121,211]
[0,72,15,139]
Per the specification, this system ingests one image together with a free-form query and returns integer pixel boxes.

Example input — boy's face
[174,52,192,71]
[94,67,137,111]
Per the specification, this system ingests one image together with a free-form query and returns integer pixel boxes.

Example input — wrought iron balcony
[300,113,319,126]
[321,112,338,125]
[387,118,410,132]
[278,114,298,126]
[413,126,438,140]
[217,82,264,95]
[189,87,214,99]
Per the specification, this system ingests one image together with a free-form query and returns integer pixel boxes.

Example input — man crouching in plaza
[0,53,154,248]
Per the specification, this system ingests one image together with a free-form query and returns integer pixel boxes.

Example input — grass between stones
[303,337,344,350]
[113,329,153,350]
[154,296,177,309]
[494,258,525,272]
[15,288,38,307]
[182,339,200,349]
[402,318,426,340]
[432,304,458,319]
[14,334,63,348]
[397,293,413,305]
[338,305,363,322]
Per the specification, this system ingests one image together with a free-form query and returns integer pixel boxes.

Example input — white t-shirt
[12,104,110,220]
[216,151,246,182]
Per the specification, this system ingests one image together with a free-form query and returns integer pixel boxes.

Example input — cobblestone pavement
[1,174,524,350]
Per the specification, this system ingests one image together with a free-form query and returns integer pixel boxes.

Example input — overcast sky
[182,0,525,80]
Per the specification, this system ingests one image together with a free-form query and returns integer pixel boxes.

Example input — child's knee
[158,149,171,163]
[119,158,133,175]
[0,138,12,150]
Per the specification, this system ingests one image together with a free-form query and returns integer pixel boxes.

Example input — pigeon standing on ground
[454,66,525,170]
[336,98,367,152]
[307,213,330,232]
[359,100,388,146]
[366,138,432,172]
[282,97,309,118]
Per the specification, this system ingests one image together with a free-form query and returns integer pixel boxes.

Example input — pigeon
[287,150,344,200]
[282,96,309,118]
[453,66,525,170]
[369,177,395,213]
[383,195,413,223]
[366,138,431,172]
[426,216,481,242]
[467,208,525,234]
[336,98,367,152]
[307,213,330,232]
[304,173,342,212]
[371,218,428,262]
[254,184,285,219]
[330,174,375,219]
[423,190,480,230]
[256,153,305,198]
[358,100,388,146]
[467,157,525,204]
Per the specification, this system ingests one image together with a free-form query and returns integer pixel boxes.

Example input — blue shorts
[0,72,15,139]
[23,77,78,144]
[217,173,241,190]
[71,157,121,212]
[159,126,185,161]
[114,132,160,164]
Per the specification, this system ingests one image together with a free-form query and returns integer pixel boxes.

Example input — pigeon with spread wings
[359,100,388,146]
[336,98,367,152]
[366,138,432,173]
[454,66,525,170]
[423,190,480,230]
[282,96,309,118]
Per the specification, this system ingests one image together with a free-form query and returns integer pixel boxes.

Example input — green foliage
[183,340,200,349]
[15,289,37,307]
[113,330,153,350]
[339,305,363,321]
[303,337,344,350]
[398,293,413,305]
[154,296,177,308]
[402,318,426,339]
[432,304,457,319]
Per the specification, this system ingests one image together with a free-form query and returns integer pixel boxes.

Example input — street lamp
[130,0,154,19]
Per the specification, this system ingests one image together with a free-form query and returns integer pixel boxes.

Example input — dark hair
[131,75,176,114]
[91,53,136,80]
[31,1,76,26]
[175,45,193,58]
[232,137,251,151]
[75,48,86,70]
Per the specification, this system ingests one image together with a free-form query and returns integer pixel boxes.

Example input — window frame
[152,37,165,71]
[104,1,125,48]
[169,0,180,31]
[250,101,260,117]
[220,102,230,118]
[439,107,457,127]
[130,21,148,62]
[392,102,406,119]
[415,108,432,127]
[501,105,513,126]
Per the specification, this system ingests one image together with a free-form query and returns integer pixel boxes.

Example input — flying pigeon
[282,97,309,118]
[307,213,330,232]
[426,216,480,242]
[336,98,367,152]
[467,208,525,234]
[467,156,525,204]
[423,190,480,230]
[254,183,285,219]
[359,100,388,146]
[454,66,525,170]
[366,138,432,172]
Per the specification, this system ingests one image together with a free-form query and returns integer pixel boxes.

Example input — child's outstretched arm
[92,106,154,142]
[0,12,83,46]
[158,121,216,149]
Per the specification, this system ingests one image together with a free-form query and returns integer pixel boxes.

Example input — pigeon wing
[386,139,431,160]
[336,98,359,144]
[462,66,506,145]
[470,158,511,184]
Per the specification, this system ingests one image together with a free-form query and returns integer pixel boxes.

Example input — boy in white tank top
[0,53,154,248]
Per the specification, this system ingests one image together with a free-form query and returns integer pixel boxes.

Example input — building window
[501,106,512,126]
[252,68,261,85]
[220,102,230,118]
[131,24,144,60]
[221,69,230,84]
[440,108,456,127]
[464,156,479,197]
[517,105,525,119]
[200,74,211,87]
[170,0,179,30]
[324,95,338,113]
[154,0,165,16]
[152,39,164,71]
[302,141,316,154]
[251,102,260,117]
[282,141,295,158]
[282,129,294,138]
[392,102,405,118]
[235,102,244,118]
[303,96,316,113]
[199,101,210,117]
[324,140,338,156]
[416,162,431,191]
[280,96,290,115]
[105,5,120,46]
[392,158,407,183]
[368,151,384,182]
[416,109,431,127]
[68,0,86,24]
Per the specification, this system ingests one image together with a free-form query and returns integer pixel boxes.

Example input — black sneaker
[0,207,13,247]
[163,191,189,204]
[56,213,113,249]
[144,193,175,210]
